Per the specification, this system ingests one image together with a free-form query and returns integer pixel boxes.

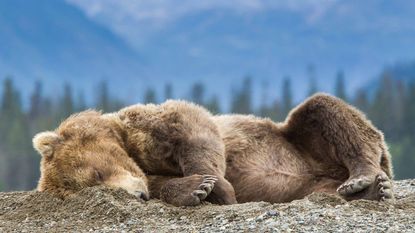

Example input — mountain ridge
[0,0,145,102]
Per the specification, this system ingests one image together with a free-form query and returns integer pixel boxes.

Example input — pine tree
[111,99,126,111]
[307,65,318,97]
[281,76,293,118]
[0,78,32,190]
[269,100,281,121]
[143,88,157,104]
[5,119,30,190]
[77,91,87,111]
[28,81,51,142]
[58,83,75,120]
[205,96,221,114]
[190,82,205,105]
[164,83,173,100]
[393,80,405,137]
[231,77,252,114]
[390,138,415,179]
[354,89,369,113]
[1,78,14,114]
[0,77,23,141]
[258,80,269,117]
[335,70,347,101]
[29,81,43,119]
[370,73,396,139]
[1,77,21,119]
[393,79,415,179]
[96,81,110,112]
[403,81,415,137]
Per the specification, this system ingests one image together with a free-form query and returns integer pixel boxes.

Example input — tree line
[0,72,414,191]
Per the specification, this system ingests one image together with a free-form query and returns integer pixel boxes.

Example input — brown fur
[34,101,237,206]
[33,94,393,205]
[118,100,237,205]
[213,93,393,203]
[34,111,149,199]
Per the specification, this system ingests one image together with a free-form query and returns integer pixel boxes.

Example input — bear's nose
[135,191,149,201]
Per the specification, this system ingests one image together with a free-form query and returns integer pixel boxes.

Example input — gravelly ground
[0,180,414,232]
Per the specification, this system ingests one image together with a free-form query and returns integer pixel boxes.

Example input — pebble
[267,210,279,216]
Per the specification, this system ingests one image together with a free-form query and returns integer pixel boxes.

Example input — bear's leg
[148,175,218,206]
[154,167,236,206]
[173,137,238,205]
[282,93,393,201]
[120,101,237,206]
[311,178,343,195]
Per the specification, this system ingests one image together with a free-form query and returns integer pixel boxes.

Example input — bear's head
[33,110,149,200]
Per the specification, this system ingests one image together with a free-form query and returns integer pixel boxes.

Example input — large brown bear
[33,94,393,206]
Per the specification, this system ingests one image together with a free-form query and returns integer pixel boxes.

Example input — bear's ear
[33,131,61,158]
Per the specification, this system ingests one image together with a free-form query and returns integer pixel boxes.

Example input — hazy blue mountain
[0,0,145,102]
[67,0,415,104]
[1,0,415,109]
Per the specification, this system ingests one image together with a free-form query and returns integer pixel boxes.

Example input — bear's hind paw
[337,172,394,201]
[376,174,394,201]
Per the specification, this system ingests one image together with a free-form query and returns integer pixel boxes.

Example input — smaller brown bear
[33,101,237,206]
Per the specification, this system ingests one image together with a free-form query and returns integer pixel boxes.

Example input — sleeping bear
[33,93,393,206]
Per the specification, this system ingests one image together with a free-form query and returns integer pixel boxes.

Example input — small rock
[267,210,279,217]
[256,214,266,222]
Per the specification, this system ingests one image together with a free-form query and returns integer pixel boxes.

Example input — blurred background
[0,0,415,191]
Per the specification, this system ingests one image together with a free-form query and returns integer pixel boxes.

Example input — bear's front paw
[160,174,218,206]
[191,175,218,200]
[205,176,237,205]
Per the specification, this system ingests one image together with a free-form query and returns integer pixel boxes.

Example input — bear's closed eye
[94,170,104,182]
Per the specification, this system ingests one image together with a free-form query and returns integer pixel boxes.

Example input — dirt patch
[1,180,415,232]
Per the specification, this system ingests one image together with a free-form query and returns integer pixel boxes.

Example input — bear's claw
[376,173,394,201]
[191,175,217,201]
[192,190,208,199]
